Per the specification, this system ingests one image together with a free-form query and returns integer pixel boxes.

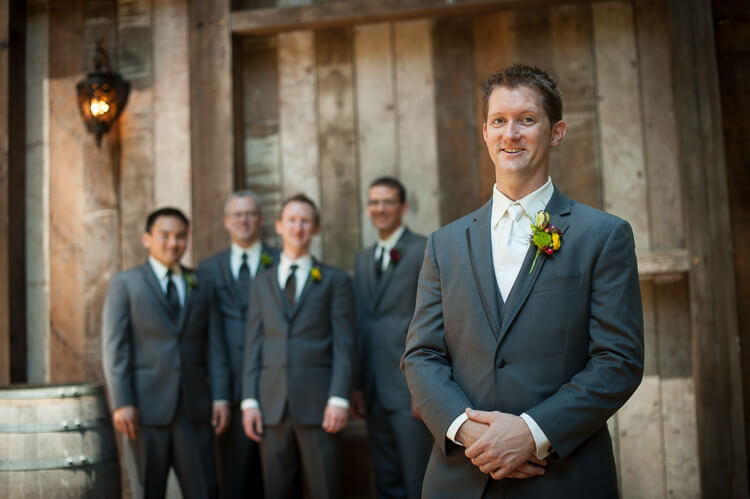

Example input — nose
[508,121,521,139]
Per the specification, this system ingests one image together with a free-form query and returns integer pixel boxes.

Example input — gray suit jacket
[199,245,280,403]
[102,263,231,426]
[401,188,644,498]
[242,260,356,426]
[353,228,426,411]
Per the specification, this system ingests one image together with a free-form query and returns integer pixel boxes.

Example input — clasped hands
[456,409,547,480]
[242,403,348,442]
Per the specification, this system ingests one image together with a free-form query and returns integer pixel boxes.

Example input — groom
[401,64,644,498]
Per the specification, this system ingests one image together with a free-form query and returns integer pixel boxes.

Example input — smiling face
[224,196,262,248]
[275,200,319,257]
[367,185,407,239]
[483,85,567,198]
[142,215,188,267]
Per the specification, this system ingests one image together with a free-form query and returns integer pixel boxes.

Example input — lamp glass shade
[76,71,130,145]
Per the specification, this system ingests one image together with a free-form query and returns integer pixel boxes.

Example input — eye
[491,117,505,126]
[522,116,537,125]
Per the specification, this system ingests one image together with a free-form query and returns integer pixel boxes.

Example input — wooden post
[0,0,10,385]
[189,0,234,261]
[667,0,749,496]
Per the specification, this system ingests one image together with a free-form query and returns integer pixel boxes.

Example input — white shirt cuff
[520,412,553,459]
[327,396,349,409]
[240,398,259,410]
[446,412,469,446]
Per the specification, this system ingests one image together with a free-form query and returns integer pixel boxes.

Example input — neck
[233,238,259,250]
[495,172,548,201]
[283,247,309,261]
[378,225,401,241]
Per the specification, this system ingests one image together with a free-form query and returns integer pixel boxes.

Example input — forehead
[227,196,258,212]
[152,215,188,233]
[281,201,315,219]
[368,185,401,200]
[487,85,545,115]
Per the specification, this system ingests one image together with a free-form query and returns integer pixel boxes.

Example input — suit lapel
[364,245,379,305]
[466,201,501,339]
[497,188,572,343]
[176,266,197,332]
[141,263,180,323]
[373,229,409,307]
[289,259,318,322]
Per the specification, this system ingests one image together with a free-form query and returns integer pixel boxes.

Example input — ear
[482,122,489,143]
[550,120,567,146]
[275,219,283,236]
[312,223,321,236]
[141,232,151,249]
[400,202,409,217]
[223,215,231,231]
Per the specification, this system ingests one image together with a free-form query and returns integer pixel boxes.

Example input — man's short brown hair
[279,193,320,227]
[481,64,563,124]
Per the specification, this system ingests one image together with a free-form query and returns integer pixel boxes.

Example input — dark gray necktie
[238,253,250,305]
[285,264,298,308]
[375,246,384,280]
[166,269,180,313]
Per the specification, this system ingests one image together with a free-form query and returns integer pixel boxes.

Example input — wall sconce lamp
[76,43,130,147]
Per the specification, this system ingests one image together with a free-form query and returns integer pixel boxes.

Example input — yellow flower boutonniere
[310,266,322,283]
[528,210,562,274]
[260,252,274,268]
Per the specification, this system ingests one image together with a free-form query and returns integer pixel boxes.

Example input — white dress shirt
[374,225,406,272]
[241,251,348,411]
[230,241,262,279]
[446,178,554,460]
[148,256,185,306]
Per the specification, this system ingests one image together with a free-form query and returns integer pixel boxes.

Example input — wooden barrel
[0,383,120,498]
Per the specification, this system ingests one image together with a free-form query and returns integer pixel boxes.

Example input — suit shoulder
[569,200,632,232]
[198,248,230,270]
[431,204,487,240]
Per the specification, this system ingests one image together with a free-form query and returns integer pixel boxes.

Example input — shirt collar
[231,240,261,260]
[279,253,313,273]
[148,256,182,280]
[491,177,554,229]
[377,225,406,250]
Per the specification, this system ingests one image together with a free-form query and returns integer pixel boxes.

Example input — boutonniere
[184,272,199,290]
[260,252,274,268]
[389,247,402,266]
[529,211,562,274]
[310,266,322,282]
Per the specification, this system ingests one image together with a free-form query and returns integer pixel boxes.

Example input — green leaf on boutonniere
[260,252,274,268]
[310,266,322,282]
[528,210,562,274]
[184,272,198,292]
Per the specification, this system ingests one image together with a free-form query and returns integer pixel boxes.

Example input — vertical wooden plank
[393,19,440,235]
[25,0,50,383]
[189,0,233,261]
[592,1,650,250]
[0,0,9,385]
[634,0,683,250]
[548,4,601,209]
[617,281,665,499]
[118,0,154,269]
[473,11,513,200]
[153,0,193,262]
[655,279,700,499]
[237,35,282,245]
[432,15,481,224]
[316,27,359,270]
[48,0,86,382]
[353,22,396,247]
[667,0,748,495]
[278,30,322,256]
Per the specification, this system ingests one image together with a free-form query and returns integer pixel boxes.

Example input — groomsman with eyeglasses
[199,191,280,499]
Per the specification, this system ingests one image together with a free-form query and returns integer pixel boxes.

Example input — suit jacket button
[496,357,506,369]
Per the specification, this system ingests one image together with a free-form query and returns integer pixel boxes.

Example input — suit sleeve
[352,255,365,391]
[242,277,264,401]
[206,275,231,401]
[101,274,136,410]
[328,271,356,400]
[401,233,474,455]
[526,220,644,459]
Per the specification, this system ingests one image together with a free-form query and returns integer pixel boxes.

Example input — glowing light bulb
[90,99,110,117]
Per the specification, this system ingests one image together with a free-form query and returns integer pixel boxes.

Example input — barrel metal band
[0,416,110,433]
[0,384,103,400]
[0,452,117,471]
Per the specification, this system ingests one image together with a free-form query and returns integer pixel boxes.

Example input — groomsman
[351,177,432,499]
[199,191,279,498]
[241,194,355,499]
[102,207,231,499]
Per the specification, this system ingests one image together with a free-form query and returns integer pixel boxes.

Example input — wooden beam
[231,0,610,35]
[636,249,689,278]
[667,0,749,496]
[189,0,234,261]
[0,0,9,385]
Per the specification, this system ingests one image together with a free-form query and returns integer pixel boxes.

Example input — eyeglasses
[367,199,400,208]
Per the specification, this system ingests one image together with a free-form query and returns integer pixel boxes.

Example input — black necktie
[375,246,384,280]
[238,253,250,305]
[166,269,180,313]
[285,264,298,308]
